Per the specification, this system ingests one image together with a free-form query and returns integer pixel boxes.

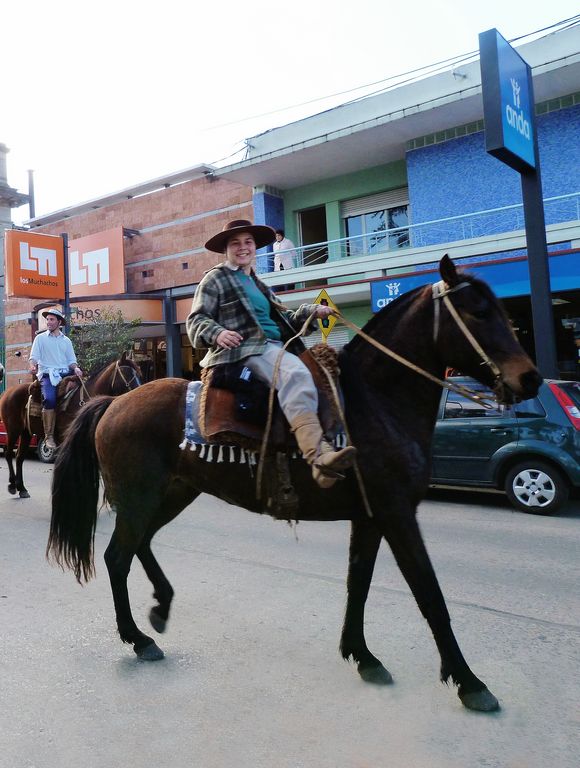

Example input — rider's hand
[74,366,82,377]
[316,305,338,319]
[216,330,243,349]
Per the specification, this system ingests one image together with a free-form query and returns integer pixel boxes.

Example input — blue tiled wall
[253,191,284,272]
[406,104,580,246]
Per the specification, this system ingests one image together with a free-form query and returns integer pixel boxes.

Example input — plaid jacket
[186,263,318,368]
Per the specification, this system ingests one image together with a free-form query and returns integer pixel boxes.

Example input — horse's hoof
[19,490,30,499]
[8,486,17,495]
[460,687,500,712]
[135,641,164,661]
[149,607,167,634]
[358,663,393,685]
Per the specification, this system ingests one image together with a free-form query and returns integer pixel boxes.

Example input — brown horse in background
[1,351,141,498]
[48,257,542,712]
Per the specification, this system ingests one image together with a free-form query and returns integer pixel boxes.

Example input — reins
[256,279,504,516]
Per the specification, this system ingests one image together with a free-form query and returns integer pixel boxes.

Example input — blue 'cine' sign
[479,28,535,172]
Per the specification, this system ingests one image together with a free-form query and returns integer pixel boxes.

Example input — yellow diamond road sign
[314,289,338,338]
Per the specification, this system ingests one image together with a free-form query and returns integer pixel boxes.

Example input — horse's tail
[47,396,115,584]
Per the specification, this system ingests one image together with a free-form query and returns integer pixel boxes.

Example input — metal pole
[61,232,70,322]
[163,292,182,378]
[520,67,559,379]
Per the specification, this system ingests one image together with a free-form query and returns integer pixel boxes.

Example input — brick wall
[3,175,253,387]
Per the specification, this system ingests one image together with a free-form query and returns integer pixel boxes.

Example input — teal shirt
[234,270,282,341]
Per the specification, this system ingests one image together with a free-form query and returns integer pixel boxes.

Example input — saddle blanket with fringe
[179,380,347,464]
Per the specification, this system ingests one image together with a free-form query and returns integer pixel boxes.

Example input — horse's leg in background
[5,428,32,498]
[136,490,201,634]
[339,517,392,684]
[379,506,499,712]
[4,433,18,495]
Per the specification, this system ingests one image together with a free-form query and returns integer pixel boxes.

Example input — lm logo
[70,247,110,286]
[19,242,58,276]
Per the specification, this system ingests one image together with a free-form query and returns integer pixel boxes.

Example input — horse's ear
[439,254,460,287]
[121,350,127,362]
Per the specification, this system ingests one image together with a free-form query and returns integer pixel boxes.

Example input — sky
[2,1,579,224]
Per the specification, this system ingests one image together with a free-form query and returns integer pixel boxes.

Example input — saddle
[198,344,342,453]
[27,376,81,418]
[196,345,344,521]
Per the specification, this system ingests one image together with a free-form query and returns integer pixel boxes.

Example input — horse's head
[110,351,143,394]
[435,255,542,404]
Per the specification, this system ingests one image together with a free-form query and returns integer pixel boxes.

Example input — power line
[205,14,580,133]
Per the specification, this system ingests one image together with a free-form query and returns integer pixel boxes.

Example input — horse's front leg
[104,520,164,661]
[381,508,499,712]
[340,517,392,684]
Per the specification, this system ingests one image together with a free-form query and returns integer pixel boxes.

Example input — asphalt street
[1,459,579,768]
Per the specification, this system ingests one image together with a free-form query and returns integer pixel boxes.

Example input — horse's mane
[343,284,427,355]
[87,354,136,380]
[343,269,504,356]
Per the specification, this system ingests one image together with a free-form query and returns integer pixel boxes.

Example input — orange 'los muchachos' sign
[4,230,65,299]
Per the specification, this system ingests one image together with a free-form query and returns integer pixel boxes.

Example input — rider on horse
[29,308,83,449]
[186,219,356,489]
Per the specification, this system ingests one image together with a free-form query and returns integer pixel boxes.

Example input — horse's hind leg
[137,542,174,634]
[15,435,32,498]
[5,441,18,495]
[137,491,201,635]
[104,519,164,661]
[5,435,31,498]
[381,509,499,712]
[340,517,392,684]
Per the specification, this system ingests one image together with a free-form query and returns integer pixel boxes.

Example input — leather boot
[290,413,356,489]
[42,409,57,449]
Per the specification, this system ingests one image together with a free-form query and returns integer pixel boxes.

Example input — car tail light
[548,383,580,430]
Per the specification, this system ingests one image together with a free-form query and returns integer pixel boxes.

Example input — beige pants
[244,341,318,423]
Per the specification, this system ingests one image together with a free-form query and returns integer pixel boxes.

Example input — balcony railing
[256,191,580,274]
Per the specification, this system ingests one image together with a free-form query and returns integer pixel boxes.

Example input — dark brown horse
[48,257,542,712]
[1,351,141,498]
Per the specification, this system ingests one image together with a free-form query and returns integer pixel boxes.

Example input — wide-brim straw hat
[42,308,66,324]
[205,219,276,254]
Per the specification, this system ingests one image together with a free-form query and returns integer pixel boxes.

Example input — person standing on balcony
[273,229,296,290]
[187,219,355,489]
[29,309,83,449]
[273,229,296,271]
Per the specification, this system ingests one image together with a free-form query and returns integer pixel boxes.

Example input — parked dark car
[431,378,580,514]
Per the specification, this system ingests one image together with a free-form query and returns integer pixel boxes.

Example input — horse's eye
[471,310,487,321]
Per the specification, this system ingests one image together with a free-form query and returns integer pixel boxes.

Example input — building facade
[2,22,579,388]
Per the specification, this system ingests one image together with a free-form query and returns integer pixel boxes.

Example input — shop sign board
[5,226,126,300]
[68,227,126,297]
[4,230,65,299]
[479,28,535,172]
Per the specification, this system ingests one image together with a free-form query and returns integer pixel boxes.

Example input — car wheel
[505,460,569,515]
[37,439,56,464]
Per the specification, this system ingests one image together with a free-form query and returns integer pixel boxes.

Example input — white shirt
[273,237,296,271]
[30,330,77,385]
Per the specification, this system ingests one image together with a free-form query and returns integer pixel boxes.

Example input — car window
[443,386,504,419]
[514,397,545,418]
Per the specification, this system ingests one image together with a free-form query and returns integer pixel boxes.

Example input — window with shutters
[341,189,410,258]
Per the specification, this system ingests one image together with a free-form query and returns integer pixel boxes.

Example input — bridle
[431,280,502,381]
[111,361,141,392]
[336,281,503,405]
